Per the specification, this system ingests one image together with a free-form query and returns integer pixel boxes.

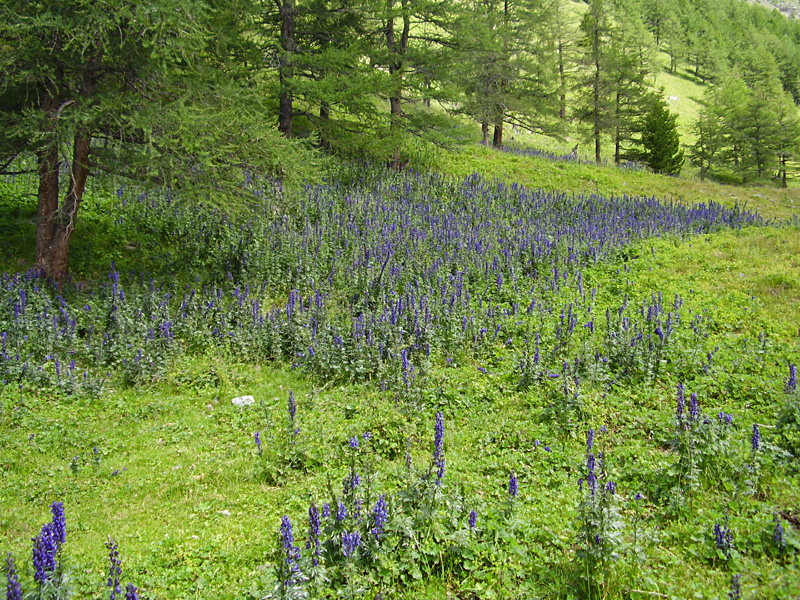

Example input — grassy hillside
[1,153,799,599]
[439,144,800,221]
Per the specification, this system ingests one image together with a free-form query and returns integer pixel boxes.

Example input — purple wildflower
[434,411,445,484]
[751,423,761,453]
[689,393,700,422]
[587,428,595,452]
[509,471,518,498]
[50,501,65,547]
[5,554,22,600]
[787,364,797,393]
[288,391,296,423]
[372,495,388,540]
[254,431,262,454]
[729,574,741,600]
[280,515,301,588]
[468,510,477,529]
[307,504,321,565]
[32,523,57,583]
[106,538,122,600]
[714,522,733,552]
[676,383,685,421]
[341,531,361,558]
[125,584,140,600]
[773,514,786,552]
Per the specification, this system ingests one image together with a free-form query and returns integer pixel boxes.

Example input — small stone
[231,395,255,407]
[218,510,231,517]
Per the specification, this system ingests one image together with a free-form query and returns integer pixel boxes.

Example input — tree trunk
[35,131,91,281]
[35,145,61,276]
[319,101,331,149]
[493,120,503,148]
[614,91,620,165]
[594,68,601,164]
[558,38,566,119]
[385,0,410,169]
[481,121,489,145]
[278,0,295,138]
[782,155,788,188]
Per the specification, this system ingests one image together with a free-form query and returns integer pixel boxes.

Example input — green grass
[653,54,707,147]
[2,220,799,598]
[438,143,800,221]
[2,133,800,599]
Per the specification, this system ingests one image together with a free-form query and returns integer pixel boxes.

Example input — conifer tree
[450,0,561,148]
[576,0,616,163]
[635,94,684,175]
[0,0,305,279]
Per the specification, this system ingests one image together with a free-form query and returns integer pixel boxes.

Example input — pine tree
[576,0,616,163]
[636,94,684,175]
[450,0,561,148]
[690,105,726,181]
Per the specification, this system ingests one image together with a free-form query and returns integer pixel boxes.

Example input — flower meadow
[1,164,800,599]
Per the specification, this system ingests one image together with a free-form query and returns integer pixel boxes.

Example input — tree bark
[493,120,503,148]
[278,0,295,138]
[319,100,331,149]
[385,0,410,168]
[558,38,566,119]
[35,131,92,281]
[481,121,489,145]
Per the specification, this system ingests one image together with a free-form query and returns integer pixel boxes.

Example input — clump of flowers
[5,554,22,600]
[575,428,623,597]
[433,411,445,485]
[713,517,735,565]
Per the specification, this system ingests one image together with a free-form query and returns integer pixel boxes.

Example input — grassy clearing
[653,54,707,146]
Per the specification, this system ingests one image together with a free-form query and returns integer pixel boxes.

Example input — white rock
[669,96,678,101]
[231,395,255,407]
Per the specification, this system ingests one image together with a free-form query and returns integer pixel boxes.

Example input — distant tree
[450,0,561,148]
[634,94,684,175]
[577,0,652,164]
[576,0,616,163]
[690,104,726,181]
[773,94,800,188]
[690,69,800,185]
[609,0,655,164]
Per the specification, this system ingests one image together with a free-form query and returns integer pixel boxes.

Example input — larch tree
[576,0,615,163]
[0,0,300,280]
